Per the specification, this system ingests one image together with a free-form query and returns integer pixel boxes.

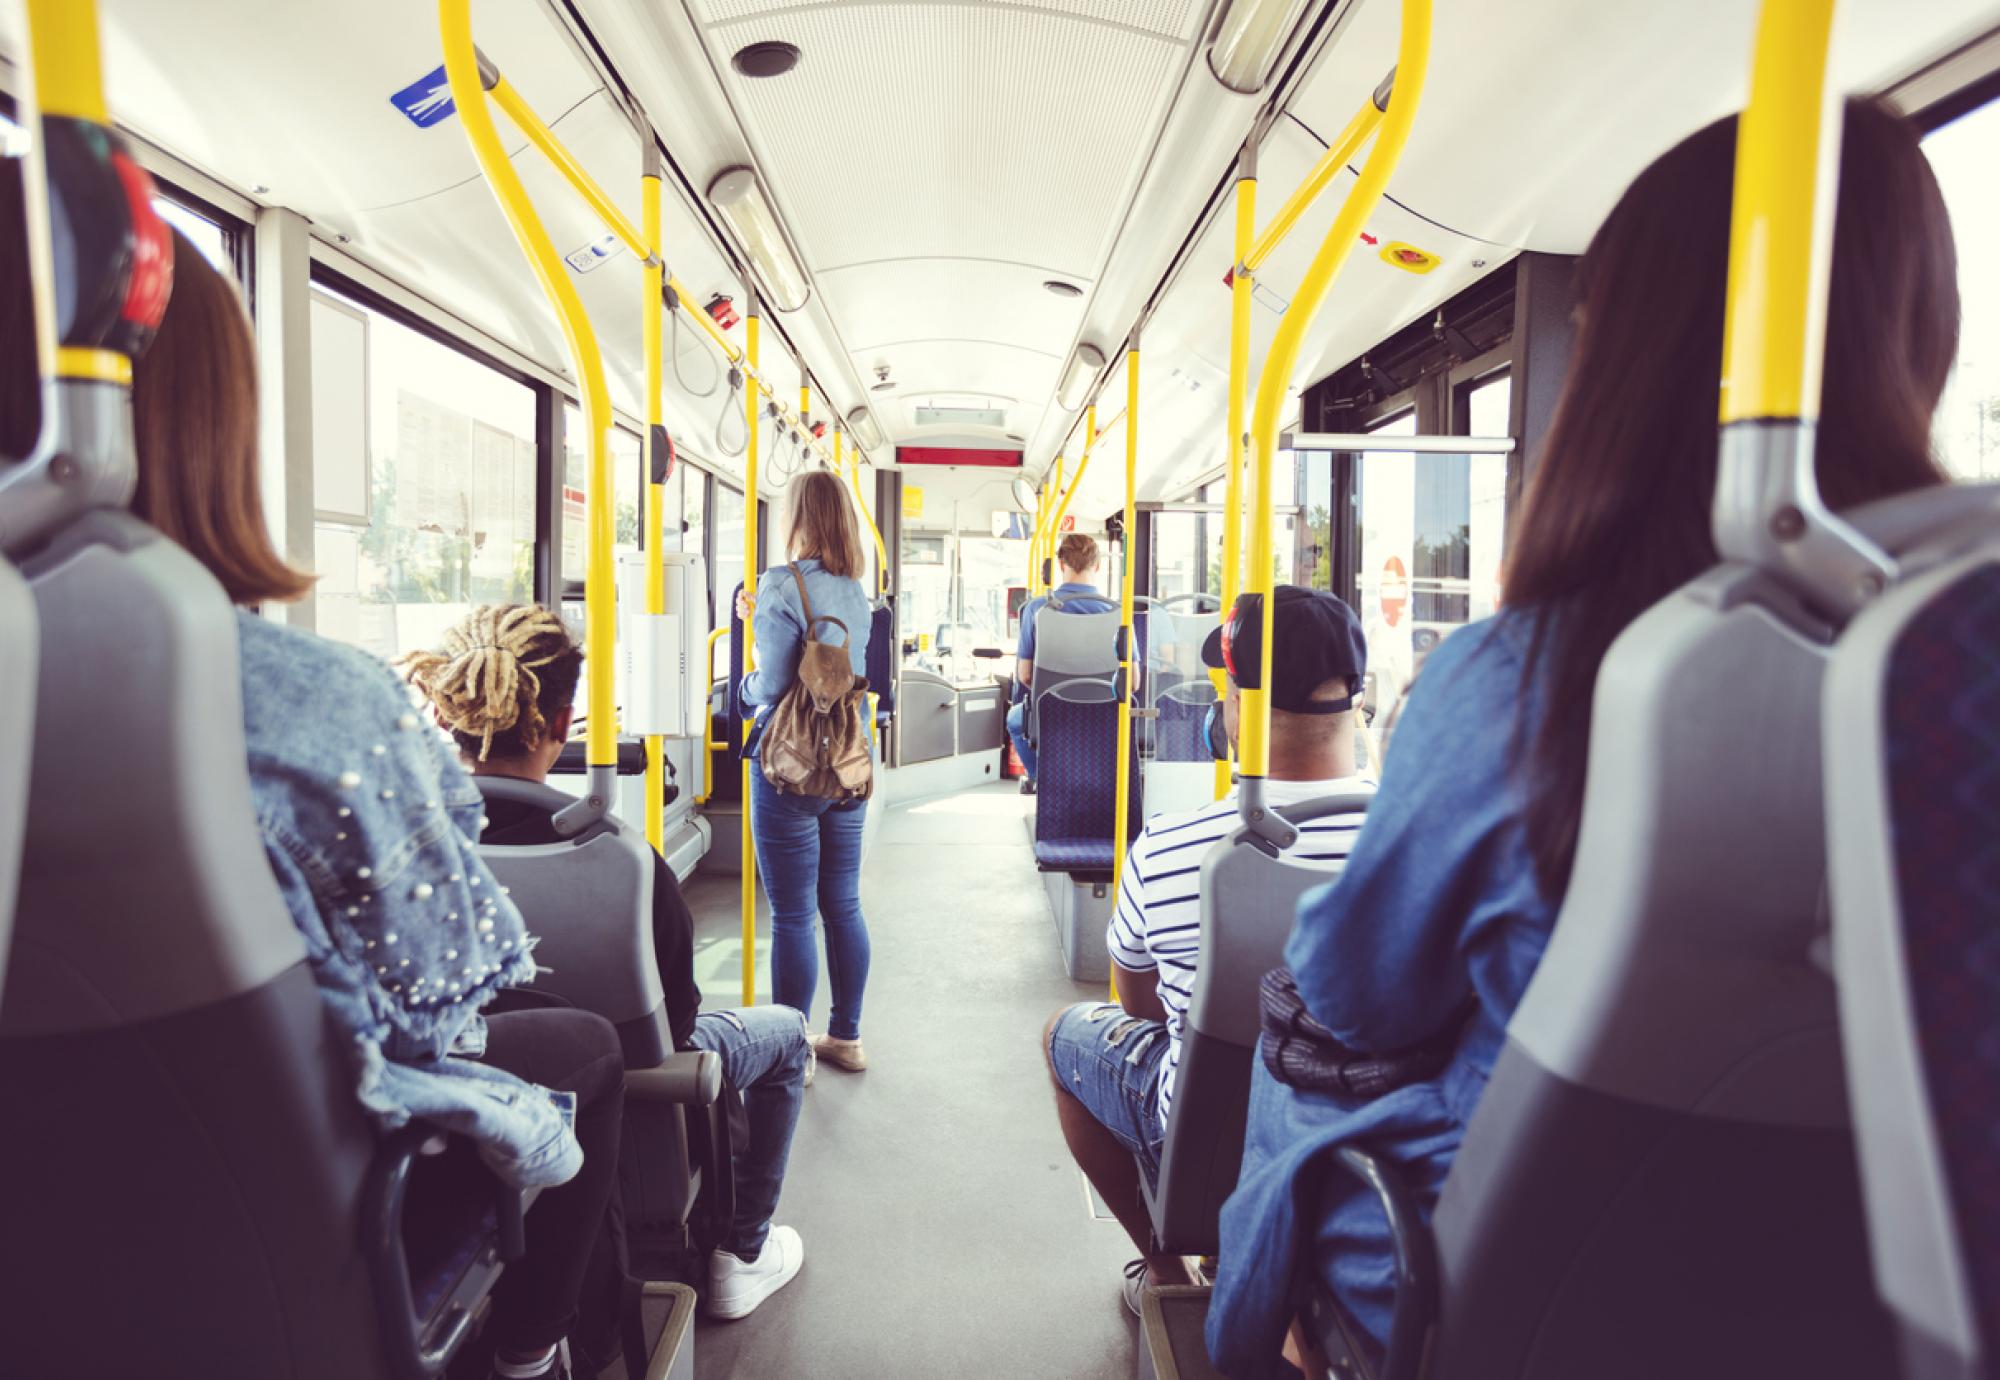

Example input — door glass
[1925,97,2000,479]
[1153,512,1200,601]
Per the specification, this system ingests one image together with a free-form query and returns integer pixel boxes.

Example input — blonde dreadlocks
[402,604,580,761]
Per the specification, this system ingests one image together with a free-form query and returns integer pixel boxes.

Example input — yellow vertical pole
[1110,350,1139,1001]
[1218,164,1256,800]
[642,157,666,855]
[740,302,761,1008]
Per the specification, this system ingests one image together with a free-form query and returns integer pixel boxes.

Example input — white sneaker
[706,1225,805,1320]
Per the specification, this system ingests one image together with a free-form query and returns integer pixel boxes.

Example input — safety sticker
[390,65,458,130]
[1379,242,1440,275]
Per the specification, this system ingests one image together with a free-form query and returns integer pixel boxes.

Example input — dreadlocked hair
[402,604,582,762]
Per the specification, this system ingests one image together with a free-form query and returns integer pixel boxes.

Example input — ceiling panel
[704,2,1192,276]
[823,258,1087,361]
[691,0,1205,41]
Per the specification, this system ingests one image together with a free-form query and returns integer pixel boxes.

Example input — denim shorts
[1047,1002,1171,1181]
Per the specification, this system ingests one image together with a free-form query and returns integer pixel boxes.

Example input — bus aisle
[681,781,1135,1379]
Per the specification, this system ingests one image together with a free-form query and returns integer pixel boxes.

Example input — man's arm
[1016,656,1034,687]
[1116,961,1167,1022]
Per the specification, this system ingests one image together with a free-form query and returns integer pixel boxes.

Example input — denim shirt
[236,613,581,1190]
[740,557,874,755]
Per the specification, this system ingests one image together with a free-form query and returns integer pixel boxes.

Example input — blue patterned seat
[1033,691,1134,873]
[1830,554,2000,1380]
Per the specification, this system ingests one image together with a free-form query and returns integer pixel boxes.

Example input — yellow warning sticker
[1380,242,1440,274]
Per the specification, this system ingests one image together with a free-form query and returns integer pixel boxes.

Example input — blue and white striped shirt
[1106,774,1377,1128]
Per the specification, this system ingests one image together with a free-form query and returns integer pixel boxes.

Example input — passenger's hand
[735,588,755,623]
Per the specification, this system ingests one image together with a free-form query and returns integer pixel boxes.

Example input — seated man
[1042,586,1377,1312]
[405,605,809,1322]
[1007,533,1118,793]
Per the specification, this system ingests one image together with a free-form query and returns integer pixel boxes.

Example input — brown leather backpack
[757,564,873,801]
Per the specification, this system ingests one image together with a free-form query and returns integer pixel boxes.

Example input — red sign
[1381,556,1409,627]
[895,446,1023,468]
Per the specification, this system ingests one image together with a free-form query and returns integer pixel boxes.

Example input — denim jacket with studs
[235,613,580,1189]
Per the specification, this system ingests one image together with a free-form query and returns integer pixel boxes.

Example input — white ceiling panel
[691,0,1206,42]
[824,258,1088,360]
[705,2,1193,276]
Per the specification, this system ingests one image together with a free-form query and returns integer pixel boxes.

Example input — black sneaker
[1020,777,1037,796]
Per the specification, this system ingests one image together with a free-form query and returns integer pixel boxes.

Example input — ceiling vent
[914,404,1008,429]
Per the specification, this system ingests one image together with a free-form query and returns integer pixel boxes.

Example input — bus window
[150,195,235,277]
[1153,511,1200,600]
[1304,453,1333,590]
[1925,96,2000,480]
[562,404,642,573]
[310,288,537,660]
[713,481,746,674]
[1463,370,1512,439]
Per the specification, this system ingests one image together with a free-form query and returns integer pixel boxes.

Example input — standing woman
[735,468,876,1072]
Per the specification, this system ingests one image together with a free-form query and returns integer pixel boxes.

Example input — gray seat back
[1825,495,2000,1380]
[0,512,390,1377]
[1423,559,1892,1379]
[1143,793,1370,1254]
[0,556,32,1004]
[474,776,669,1066]
[1028,603,1123,742]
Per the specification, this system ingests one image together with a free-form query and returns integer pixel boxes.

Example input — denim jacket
[740,557,874,756]
[236,613,581,1190]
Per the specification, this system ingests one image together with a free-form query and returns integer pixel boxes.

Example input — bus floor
[678,780,1136,1379]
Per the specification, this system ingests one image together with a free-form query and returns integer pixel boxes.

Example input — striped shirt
[1107,775,1377,1128]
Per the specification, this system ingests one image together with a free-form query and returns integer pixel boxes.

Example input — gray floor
[680,781,1137,1379]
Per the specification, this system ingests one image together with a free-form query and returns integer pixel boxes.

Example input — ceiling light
[731,41,801,78]
[1057,343,1106,412]
[1207,0,1315,94]
[1043,279,1083,298]
[847,408,883,450]
[707,166,811,313]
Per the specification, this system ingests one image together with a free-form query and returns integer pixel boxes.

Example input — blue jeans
[1046,1002,1171,1183]
[1007,700,1037,780]
[749,772,871,1041]
[688,1004,811,1258]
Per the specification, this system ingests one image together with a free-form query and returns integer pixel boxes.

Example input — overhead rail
[1713,0,1892,623]
[1241,68,1397,276]
[1285,432,1515,453]
[1239,0,1431,848]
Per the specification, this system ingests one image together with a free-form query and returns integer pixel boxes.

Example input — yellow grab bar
[1110,348,1140,989]
[1720,0,1836,424]
[441,3,619,787]
[1240,0,1430,801]
[1217,163,1256,800]
[25,0,109,122]
[490,79,651,264]
[1243,85,1388,275]
[695,627,728,805]
[739,306,761,1008]
[845,433,890,598]
[643,159,667,855]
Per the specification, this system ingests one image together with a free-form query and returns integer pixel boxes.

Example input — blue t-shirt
[1208,610,1559,1376]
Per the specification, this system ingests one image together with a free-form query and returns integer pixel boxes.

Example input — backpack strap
[787,563,848,646]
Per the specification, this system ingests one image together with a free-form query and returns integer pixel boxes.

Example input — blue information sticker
[390,65,457,130]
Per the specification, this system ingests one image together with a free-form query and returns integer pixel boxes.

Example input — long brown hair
[785,466,864,578]
[1504,98,1957,899]
[132,231,312,604]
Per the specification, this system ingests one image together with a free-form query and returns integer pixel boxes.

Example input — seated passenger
[1208,97,1959,1376]
[0,193,626,1380]
[1007,533,1118,793]
[1044,586,1377,1312]
[405,606,810,1320]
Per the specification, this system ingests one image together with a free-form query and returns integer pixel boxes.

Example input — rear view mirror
[1011,476,1037,511]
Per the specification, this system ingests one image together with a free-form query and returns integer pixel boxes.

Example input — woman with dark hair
[1208,98,1958,1375]
[0,163,621,1380]
[735,466,877,1071]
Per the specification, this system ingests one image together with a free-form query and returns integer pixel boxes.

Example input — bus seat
[1026,600,1122,747]
[0,512,507,1379]
[0,556,32,1003]
[1825,517,2000,1380]
[474,775,727,1271]
[1032,682,1136,873]
[1142,792,1372,1256]
[868,597,896,727]
[1315,561,1896,1380]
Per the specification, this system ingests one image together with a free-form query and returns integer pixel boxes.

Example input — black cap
[1200,585,1368,714]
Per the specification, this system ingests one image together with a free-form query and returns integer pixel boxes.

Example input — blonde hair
[401,604,581,761]
[785,468,864,578]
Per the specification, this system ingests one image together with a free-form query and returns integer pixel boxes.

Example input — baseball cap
[1200,585,1368,714]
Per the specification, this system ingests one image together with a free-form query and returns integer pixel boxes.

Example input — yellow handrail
[1110,348,1140,992]
[739,306,761,1008]
[1242,92,1385,275]
[695,627,727,805]
[642,160,666,855]
[25,0,108,123]
[1241,0,1430,792]
[440,3,618,781]
[844,431,890,598]
[1720,0,1836,424]
[491,80,650,262]
[1217,164,1256,800]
